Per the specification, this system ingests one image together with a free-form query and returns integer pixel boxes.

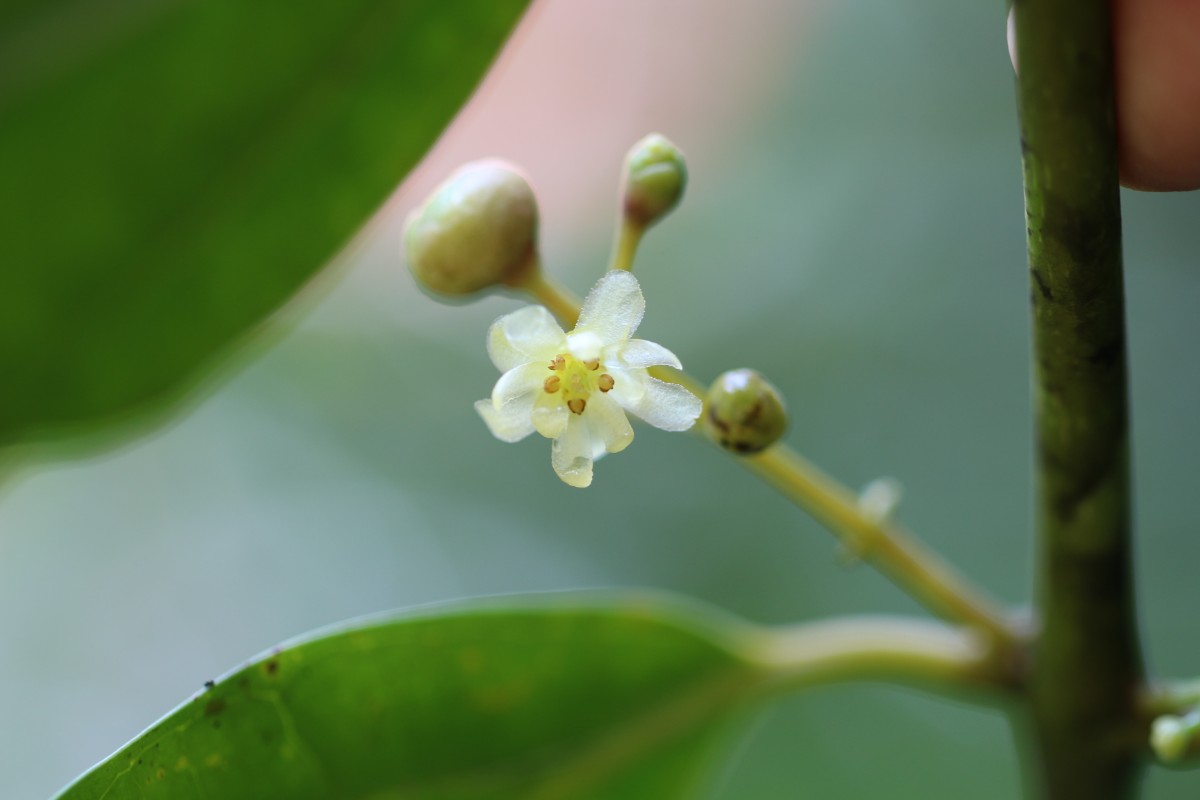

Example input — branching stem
[518,271,1022,655]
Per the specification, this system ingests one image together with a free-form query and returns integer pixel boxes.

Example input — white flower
[475,271,702,488]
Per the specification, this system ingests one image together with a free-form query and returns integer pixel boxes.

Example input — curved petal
[586,392,634,454]
[565,330,604,362]
[531,392,569,439]
[487,306,565,372]
[623,376,702,432]
[492,362,550,408]
[613,338,682,370]
[606,366,647,409]
[474,398,535,443]
[575,270,644,344]
[551,415,594,488]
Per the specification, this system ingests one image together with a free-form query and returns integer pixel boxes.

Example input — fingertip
[1115,0,1200,191]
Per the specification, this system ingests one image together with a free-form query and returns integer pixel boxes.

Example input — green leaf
[0,0,526,449]
[54,594,763,800]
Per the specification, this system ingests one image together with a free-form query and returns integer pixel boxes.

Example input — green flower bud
[1152,711,1200,763]
[622,133,687,228]
[403,159,538,297]
[702,368,788,454]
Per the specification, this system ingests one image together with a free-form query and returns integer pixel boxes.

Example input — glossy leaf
[0,0,527,449]
[54,594,762,800]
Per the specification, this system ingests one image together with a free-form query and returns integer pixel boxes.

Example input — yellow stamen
[598,374,615,392]
[567,398,587,415]
[543,375,561,393]
[583,359,600,371]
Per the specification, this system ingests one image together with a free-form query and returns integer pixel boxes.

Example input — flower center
[543,353,615,414]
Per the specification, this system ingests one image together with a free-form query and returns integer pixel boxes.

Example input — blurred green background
[3,0,1199,797]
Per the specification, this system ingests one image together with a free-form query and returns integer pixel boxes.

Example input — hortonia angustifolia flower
[475,270,702,487]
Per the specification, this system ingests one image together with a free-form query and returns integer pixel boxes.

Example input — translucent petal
[624,376,702,432]
[475,398,535,443]
[614,338,682,369]
[492,362,550,407]
[531,392,568,439]
[575,271,644,344]
[586,392,634,454]
[607,367,647,408]
[487,306,565,372]
[566,330,604,362]
[551,415,594,488]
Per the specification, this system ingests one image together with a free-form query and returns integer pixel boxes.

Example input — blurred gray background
[3,0,1199,797]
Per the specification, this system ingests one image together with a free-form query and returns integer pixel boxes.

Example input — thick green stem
[1014,0,1144,796]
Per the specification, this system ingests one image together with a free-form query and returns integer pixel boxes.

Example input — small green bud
[702,368,788,454]
[859,477,903,523]
[1152,711,1200,763]
[622,133,687,228]
[403,159,538,297]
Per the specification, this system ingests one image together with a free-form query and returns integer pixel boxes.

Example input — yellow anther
[567,398,587,415]
[548,355,566,371]
[598,374,615,392]
[543,375,561,393]
[583,359,600,371]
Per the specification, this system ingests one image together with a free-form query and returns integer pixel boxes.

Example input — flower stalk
[608,220,643,273]
[522,275,1021,652]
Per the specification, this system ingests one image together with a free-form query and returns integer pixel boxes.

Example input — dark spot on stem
[1032,268,1054,301]
[204,698,227,717]
[203,680,215,690]
[1087,339,1122,368]
[265,660,279,676]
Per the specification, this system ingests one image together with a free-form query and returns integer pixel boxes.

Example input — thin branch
[607,219,643,272]
[746,615,1019,698]
[1142,679,1200,720]
[740,445,1018,648]
[519,272,1021,652]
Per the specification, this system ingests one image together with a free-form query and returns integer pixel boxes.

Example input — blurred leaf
[0,0,526,449]
[54,594,761,800]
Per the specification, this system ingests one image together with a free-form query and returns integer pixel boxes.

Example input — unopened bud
[403,159,538,297]
[859,478,903,523]
[702,368,788,454]
[622,134,687,228]
[1152,711,1200,763]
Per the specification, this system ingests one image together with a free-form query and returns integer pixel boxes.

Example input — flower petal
[492,362,550,408]
[606,366,647,408]
[475,398,535,443]
[623,376,702,432]
[551,415,594,488]
[487,305,566,372]
[614,338,682,369]
[531,392,569,439]
[587,392,634,454]
[574,270,645,344]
